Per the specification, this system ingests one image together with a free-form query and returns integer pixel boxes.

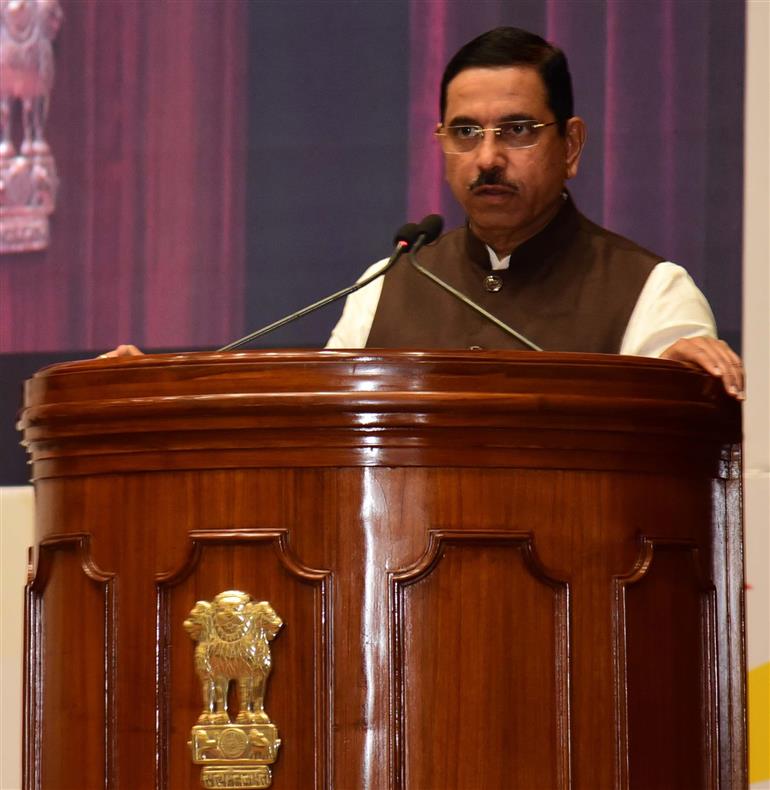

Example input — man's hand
[660,337,744,399]
[97,344,144,358]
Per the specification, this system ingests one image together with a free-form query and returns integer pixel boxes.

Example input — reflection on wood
[25,534,114,788]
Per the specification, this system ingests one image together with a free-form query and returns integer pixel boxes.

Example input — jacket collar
[464,192,581,274]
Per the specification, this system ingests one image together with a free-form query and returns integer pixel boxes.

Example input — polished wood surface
[19,351,745,789]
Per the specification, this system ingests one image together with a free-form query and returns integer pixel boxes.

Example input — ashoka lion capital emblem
[184,591,283,790]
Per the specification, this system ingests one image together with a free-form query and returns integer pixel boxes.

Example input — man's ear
[436,122,452,184]
[564,116,587,180]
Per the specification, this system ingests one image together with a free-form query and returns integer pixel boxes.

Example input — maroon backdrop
[0,0,247,352]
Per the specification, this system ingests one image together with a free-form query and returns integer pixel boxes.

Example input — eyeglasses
[435,120,558,154]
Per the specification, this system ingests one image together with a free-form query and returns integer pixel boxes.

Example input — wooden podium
[19,351,746,789]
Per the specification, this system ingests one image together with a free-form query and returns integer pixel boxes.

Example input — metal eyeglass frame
[435,120,558,153]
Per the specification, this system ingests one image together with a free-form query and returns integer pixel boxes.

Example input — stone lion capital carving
[0,0,63,252]
[184,591,283,726]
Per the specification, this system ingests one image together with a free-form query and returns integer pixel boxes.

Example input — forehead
[443,66,549,123]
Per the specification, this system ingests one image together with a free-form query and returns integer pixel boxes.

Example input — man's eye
[451,126,480,140]
[501,122,532,137]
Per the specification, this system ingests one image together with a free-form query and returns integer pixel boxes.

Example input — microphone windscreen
[417,214,444,244]
[393,222,421,250]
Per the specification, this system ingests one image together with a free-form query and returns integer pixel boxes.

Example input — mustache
[468,169,519,192]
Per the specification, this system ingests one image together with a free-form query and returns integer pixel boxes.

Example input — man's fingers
[719,340,745,395]
[661,337,745,399]
[97,344,144,358]
[701,339,744,396]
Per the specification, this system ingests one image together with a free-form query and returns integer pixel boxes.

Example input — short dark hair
[440,27,574,134]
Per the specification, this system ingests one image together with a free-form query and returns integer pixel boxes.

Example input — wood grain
[19,350,745,789]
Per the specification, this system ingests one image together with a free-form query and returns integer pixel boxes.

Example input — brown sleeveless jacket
[366,196,663,352]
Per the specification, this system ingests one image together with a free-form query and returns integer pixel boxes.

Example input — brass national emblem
[185,591,283,789]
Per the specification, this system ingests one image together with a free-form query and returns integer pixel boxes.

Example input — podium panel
[19,351,745,789]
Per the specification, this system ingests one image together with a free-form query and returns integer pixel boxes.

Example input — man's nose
[473,130,507,169]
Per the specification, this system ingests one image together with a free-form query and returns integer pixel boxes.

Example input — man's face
[441,66,585,252]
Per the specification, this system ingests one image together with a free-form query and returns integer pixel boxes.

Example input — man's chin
[467,203,525,230]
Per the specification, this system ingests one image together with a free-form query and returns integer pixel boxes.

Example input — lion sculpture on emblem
[184,591,283,726]
[0,0,63,159]
[0,0,63,252]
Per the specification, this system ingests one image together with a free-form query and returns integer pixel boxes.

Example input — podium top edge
[31,348,695,377]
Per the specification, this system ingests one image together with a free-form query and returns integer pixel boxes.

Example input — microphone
[394,222,421,249]
[413,214,444,248]
[217,220,423,352]
[406,222,543,352]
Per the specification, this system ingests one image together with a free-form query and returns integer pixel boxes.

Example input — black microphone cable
[406,216,543,351]
[217,222,422,351]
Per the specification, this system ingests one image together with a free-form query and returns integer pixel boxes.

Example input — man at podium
[106,26,744,400]
[325,26,745,399]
